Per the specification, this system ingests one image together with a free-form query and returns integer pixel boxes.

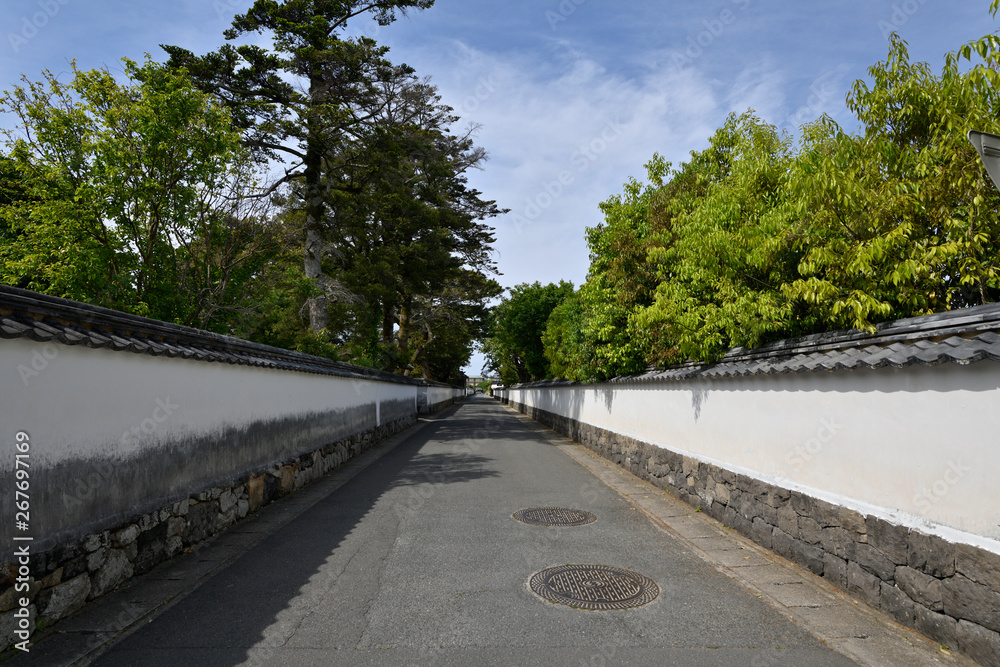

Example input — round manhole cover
[512,508,597,527]
[529,564,660,610]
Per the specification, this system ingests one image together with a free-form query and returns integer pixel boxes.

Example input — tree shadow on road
[87,400,508,667]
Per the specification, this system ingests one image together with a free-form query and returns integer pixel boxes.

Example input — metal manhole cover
[529,564,660,610]
[512,507,597,527]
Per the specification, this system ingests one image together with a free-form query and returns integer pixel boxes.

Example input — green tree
[782,34,1000,330]
[579,154,669,377]
[636,111,801,361]
[163,0,434,333]
[0,58,277,328]
[541,290,592,381]
[301,70,502,376]
[483,281,574,384]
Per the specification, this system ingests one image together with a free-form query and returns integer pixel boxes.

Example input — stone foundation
[0,413,416,653]
[505,398,1000,667]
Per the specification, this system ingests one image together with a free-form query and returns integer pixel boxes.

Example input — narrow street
[29,397,964,666]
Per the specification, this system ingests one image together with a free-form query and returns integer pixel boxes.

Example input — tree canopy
[0,0,501,383]
[536,15,1000,381]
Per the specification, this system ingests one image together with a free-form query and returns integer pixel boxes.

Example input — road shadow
[87,400,502,667]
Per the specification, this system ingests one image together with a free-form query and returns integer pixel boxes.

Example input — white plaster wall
[1,337,426,553]
[425,386,461,405]
[503,363,1000,550]
[0,338,417,470]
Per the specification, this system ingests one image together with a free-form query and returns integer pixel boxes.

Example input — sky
[1,0,996,375]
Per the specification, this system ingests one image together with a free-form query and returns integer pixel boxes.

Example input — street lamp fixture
[968,130,1000,193]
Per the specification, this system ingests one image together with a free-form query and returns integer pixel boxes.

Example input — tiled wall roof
[511,302,1000,387]
[0,285,427,385]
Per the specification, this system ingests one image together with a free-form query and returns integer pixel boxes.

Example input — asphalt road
[89,396,856,667]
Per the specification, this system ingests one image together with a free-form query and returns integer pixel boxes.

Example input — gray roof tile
[514,301,1000,388]
[0,286,430,386]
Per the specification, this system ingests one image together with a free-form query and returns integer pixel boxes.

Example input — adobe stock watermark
[511,117,625,235]
[670,0,752,71]
[212,0,244,23]
[545,0,588,30]
[785,417,841,472]
[457,73,498,116]
[7,0,70,54]
[914,460,971,512]
[787,70,841,128]
[61,397,180,510]
[878,0,930,40]
[17,343,59,386]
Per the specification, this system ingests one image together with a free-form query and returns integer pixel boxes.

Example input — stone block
[172,498,189,516]
[82,533,103,553]
[812,499,843,528]
[40,567,63,590]
[797,516,823,545]
[942,574,1000,634]
[865,515,908,565]
[879,581,915,626]
[908,530,955,578]
[793,540,826,576]
[848,560,880,607]
[750,517,773,549]
[112,524,140,548]
[38,573,90,623]
[681,456,700,476]
[0,586,19,613]
[89,550,133,599]
[837,507,866,537]
[913,605,961,652]
[134,522,169,575]
[166,516,186,538]
[247,474,265,512]
[139,512,159,533]
[773,528,824,575]
[772,527,795,560]
[955,620,1000,667]
[823,553,848,590]
[789,491,813,517]
[758,502,777,526]
[166,536,183,558]
[714,483,730,505]
[0,562,15,588]
[86,547,107,572]
[219,488,237,514]
[956,543,1000,593]
[237,498,249,519]
[895,566,942,612]
[777,505,799,535]
[183,500,218,544]
[854,543,896,582]
[821,527,855,561]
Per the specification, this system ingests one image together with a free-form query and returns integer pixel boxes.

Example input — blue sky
[1,1,996,374]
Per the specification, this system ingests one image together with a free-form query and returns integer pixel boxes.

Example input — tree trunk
[381,302,395,345]
[303,73,328,333]
[398,297,412,374]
